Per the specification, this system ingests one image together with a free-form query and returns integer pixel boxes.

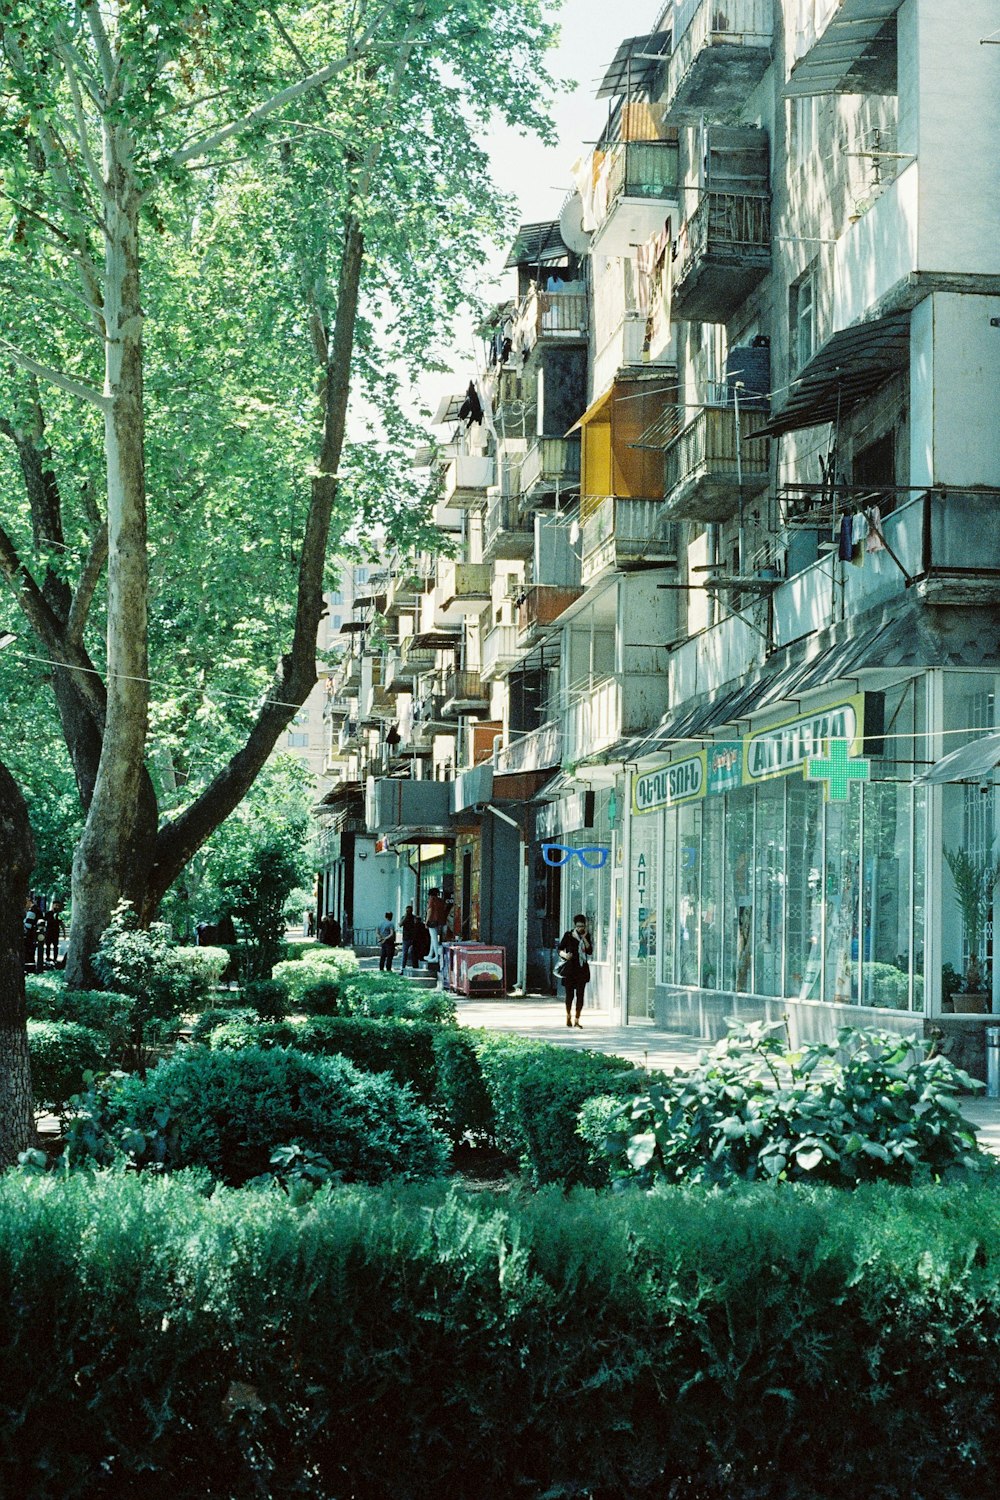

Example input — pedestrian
[43,901,66,964]
[400,904,418,971]
[557,912,593,1028]
[306,909,315,938]
[424,887,449,963]
[377,911,396,972]
[23,897,40,972]
[318,912,341,947]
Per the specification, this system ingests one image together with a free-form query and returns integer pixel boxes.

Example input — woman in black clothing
[558,913,593,1028]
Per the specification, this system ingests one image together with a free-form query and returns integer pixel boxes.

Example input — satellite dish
[558,191,591,255]
[569,519,580,546]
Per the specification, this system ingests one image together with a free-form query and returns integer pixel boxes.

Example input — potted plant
[944,848,1000,1012]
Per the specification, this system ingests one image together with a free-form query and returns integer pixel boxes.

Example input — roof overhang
[597,31,672,100]
[757,311,909,438]
[786,0,900,98]
[917,731,1000,786]
[504,220,571,270]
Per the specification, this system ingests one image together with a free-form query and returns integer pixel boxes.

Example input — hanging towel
[838,512,853,561]
[866,504,885,553]
[850,509,867,566]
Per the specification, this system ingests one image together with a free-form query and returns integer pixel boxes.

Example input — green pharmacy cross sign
[805,738,871,800]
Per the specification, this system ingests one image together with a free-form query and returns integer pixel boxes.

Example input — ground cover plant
[581,1022,989,1189]
[2,1170,1000,1498]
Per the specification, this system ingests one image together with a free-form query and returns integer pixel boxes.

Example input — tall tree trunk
[0,760,36,1167]
[66,131,148,986]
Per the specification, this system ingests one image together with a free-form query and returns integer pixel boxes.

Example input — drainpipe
[485,803,527,994]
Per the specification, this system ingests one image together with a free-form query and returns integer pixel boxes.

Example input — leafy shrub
[25,979,135,1061]
[432,1028,495,1145]
[473,1034,645,1186]
[93,904,205,1059]
[297,945,358,978]
[189,1006,256,1044]
[591,1023,989,1190]
[279,939,313,964]
[272,957,342,1011]
[26,1020,107,1107]
[339,972,456,1024]
[852,960,924,1009]
[207,1017,298,1050]
[62,1045,450,1185]
[169,946,230,1008]
[243,978,289,1021]
[5,1172,1000,1497]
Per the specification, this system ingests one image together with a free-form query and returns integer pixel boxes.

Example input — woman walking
[558,913,593,1028]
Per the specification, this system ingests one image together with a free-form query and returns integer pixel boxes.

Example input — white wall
[910,292,1000,489]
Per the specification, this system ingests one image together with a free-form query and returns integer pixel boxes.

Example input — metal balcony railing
[516,583,584,642]
[512,287,588,357]
[440,669,489,711]
[520,437,582,500]
[601,139,679,212]
[662,405,772,521]
[676,192,771,283]
[483,494,533,558]
[481,624,520,679]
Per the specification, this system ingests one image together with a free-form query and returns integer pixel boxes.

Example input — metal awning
[757,312,910,437]
[431,394,465,426]
[596,31,671,99]
[504,220,570,269]
[786,0,900,98]
[409,631,460,651]
[917,732,1000,786]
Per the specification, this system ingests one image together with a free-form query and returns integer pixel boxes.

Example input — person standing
[43,902,66,965]
[399,905,418,971]
[377,911,396,972]
[424,888,449,963]
[558,913,593,1028]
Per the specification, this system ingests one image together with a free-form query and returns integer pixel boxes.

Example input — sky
[419,0,661,413]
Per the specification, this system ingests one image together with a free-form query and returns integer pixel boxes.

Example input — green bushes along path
[3,1172,1000,1498]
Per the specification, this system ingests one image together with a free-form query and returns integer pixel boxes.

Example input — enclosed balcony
[591,139,680,257]
[665,0,773,123]
[661,406,771,522]
[481,623,520,680]
[483,494,534,561]
[384,639,441,693]
[442,452,495,507]
[433,560,491,626]
[516,584,584,648]
[671,191,771,322]
[579,497,679,586]
[383,558,431,619]
[365,777,453,840]
[440,668,491,717]
[520,437,582,503]
[360,682,395,726]
[787,0,900,98]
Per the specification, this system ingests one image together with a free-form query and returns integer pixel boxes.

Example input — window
[789,268,816,372]
[790,97,818,163]
[287,731,309,748]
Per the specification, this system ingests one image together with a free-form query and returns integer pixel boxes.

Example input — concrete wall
[910,292,1000,489]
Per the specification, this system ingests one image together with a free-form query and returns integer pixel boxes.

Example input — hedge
[62,1045,450,1185]
[2,1172,1000,1498]
[26,1020,108,1107]
[25,980,138,1061]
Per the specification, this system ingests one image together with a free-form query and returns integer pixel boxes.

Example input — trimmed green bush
[3,1172,1000,1498]
[243,977,289,1021]
[26,1020,108,1107]
[25,979,135,1060]
[339,971,456,1023]
[189,1006,256,1043]
[62,1045,450,1185]
[432,1027,495,1145]
[473,1033,646,1186]
[169,944,230,1007]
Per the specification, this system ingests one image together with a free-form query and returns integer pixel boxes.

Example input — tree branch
[0,340,109,410]
[66,520,108,646]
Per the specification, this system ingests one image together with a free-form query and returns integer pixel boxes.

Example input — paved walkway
[455,995,1000,1157]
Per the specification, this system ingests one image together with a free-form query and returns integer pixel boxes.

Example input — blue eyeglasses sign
[542,843,610,870]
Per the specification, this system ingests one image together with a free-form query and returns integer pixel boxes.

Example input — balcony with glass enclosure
[661,405,771,522]
[665,0,773,123]
[590,139,680,258]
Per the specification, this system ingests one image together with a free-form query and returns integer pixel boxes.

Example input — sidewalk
[454,994,1000,1157]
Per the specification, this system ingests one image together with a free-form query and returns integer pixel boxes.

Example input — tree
[0,1,558,982]
[0,757,35,1166]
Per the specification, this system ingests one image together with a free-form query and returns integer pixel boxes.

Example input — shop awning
[917,731,1000,785]
[757,312,910,437]
[597,31,672,100]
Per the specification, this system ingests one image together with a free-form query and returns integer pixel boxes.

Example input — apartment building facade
[317,0,1000,1043]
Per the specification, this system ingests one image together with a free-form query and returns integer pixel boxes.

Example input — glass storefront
[561,790,615,1009]
[627,806,659,1019]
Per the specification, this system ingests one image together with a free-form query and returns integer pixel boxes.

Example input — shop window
[725,786,755,992]
[754,780,785,997]
[700,798,724,990]
[823,787,863,1004]
[785,778,824,1000]
[677,802,701,987]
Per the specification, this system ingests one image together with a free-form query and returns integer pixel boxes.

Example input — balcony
[579,497,679,586]
[483,494,534,561]
[516,584,584,647]
[330,720,359,760]
[442,452,495,507]
[433,497,464,531]
[661,406,771,522]
[787,0,899,98]
[665,0,773,123]
[496,720,563,775]
[433,560,491,626]
[360,683,395,725]
[440,668,491,716]
[366,777,454,839]
[671,192,771,322]
[520,437,582,503]
[592,314,676,397]
[384,641,440,693]
[384,558,432,618]
[481,623,520,680]
[512,287,588,359]
[591,140,680,257]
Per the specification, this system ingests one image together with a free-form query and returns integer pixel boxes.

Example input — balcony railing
[511,287,588,358]
[661,406,772,522]
[434,560,492,617]
[666,0,773,122]
[591,139,681,255]
[516,584,584,645]
[580,497,679,586]
[440,668,490,714]
[496,720,563,775]
[483,494,534,560]
[519,437,582,501]
[671,192,771,322]
[481,623,520,680]
[442,452,495,507]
